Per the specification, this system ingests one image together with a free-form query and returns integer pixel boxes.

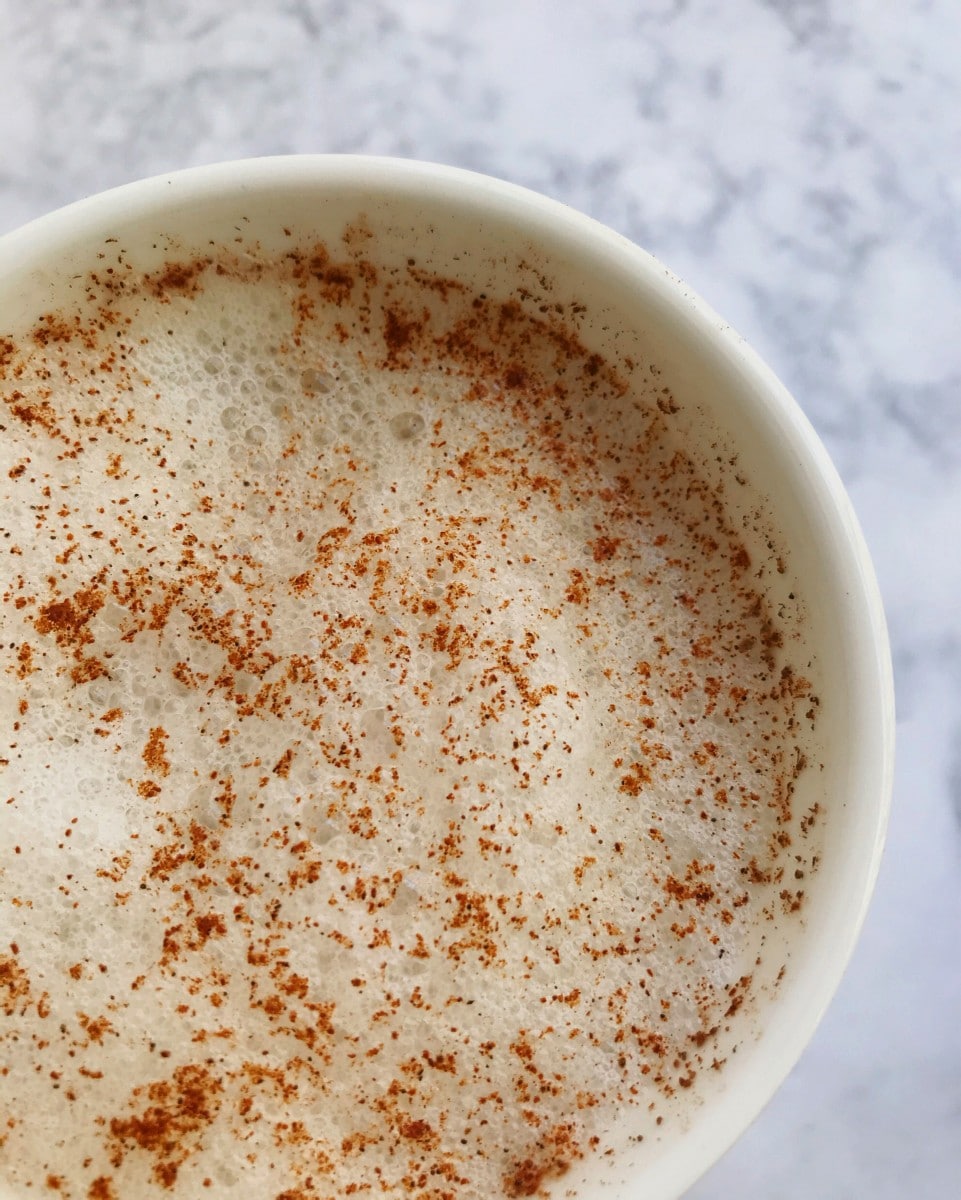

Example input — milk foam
[0,245,819,1198]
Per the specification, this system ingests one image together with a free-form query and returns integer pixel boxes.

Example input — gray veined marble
[1,0,959,1196]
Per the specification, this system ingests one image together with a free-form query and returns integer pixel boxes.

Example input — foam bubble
[389,410,426,440]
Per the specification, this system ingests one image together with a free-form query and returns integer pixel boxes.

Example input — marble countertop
[1,1,958,1196]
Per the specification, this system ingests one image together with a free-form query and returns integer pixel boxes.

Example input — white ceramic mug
[0,157,893,1198]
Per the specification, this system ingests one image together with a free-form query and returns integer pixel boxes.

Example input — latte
[0,229,821,1198]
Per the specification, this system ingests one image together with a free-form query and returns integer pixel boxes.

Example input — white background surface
[1,2,959,1196]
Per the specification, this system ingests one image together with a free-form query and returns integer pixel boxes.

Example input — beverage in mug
[0,159,892,1199]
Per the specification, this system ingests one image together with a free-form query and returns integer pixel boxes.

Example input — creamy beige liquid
[0,240,820,1198]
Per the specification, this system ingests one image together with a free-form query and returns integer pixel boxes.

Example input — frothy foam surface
[0,238,821,1198]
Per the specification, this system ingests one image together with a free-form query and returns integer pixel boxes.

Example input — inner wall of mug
[0,158,891,1198]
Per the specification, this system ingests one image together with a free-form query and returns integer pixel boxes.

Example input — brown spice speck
[107,1064,223,1189]
[142,727,170,777]
[87,1178,118,1200]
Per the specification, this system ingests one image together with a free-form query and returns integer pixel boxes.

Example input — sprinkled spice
[0,227,822,1198]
